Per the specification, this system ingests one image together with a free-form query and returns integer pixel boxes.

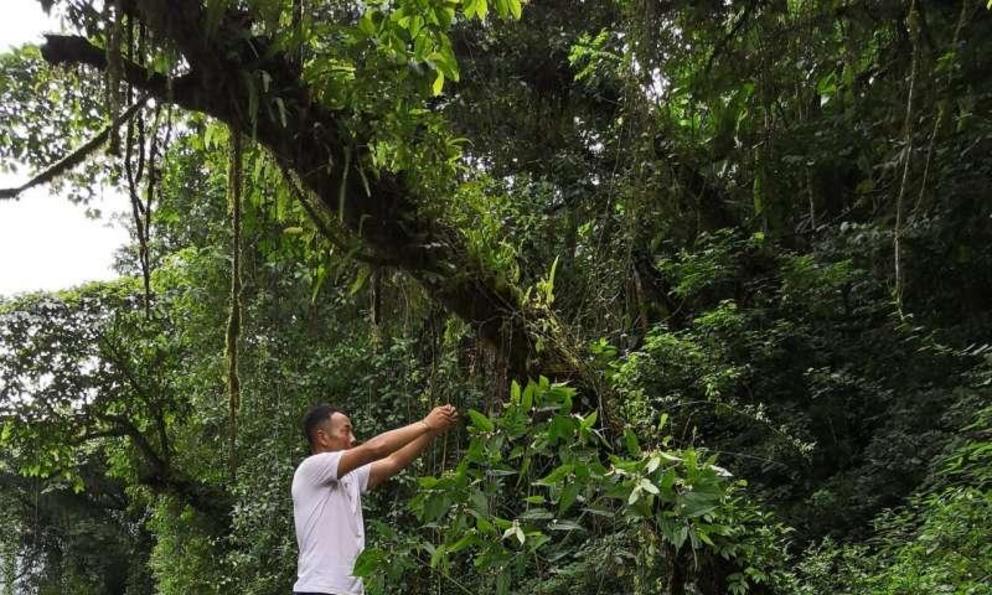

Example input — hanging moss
[105,0,125,156]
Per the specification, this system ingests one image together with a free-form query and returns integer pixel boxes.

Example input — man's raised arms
[367,408,458,489]
[337,405,458,480]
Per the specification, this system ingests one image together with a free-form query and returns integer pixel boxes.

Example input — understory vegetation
[1,0,990,593]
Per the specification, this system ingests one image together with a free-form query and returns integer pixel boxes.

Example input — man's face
[317,411,357,451]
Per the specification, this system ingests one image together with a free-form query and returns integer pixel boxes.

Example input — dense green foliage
[1,0,991,593]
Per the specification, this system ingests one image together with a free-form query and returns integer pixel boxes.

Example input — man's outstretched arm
[338,405,457,479]
[368,408,459,490]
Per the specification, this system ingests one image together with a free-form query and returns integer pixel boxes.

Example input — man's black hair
[303,403,342,451]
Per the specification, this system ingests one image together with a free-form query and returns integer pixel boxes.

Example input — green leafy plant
[358,378,790,594]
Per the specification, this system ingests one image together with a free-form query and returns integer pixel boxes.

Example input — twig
[0,96,149,200]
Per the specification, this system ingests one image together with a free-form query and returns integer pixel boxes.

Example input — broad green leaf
[536,463,574,485]
[548,520,584,531]
[510,380,521,403]
[432,70,445,96]
[429,543,447,567]
[348,266,370,295]
[447,532,476,553]
[696,529,714,546]
[624,428,641,457]
[476,517,494,533]
[559,482,580,513]
[627,486,641,505]
[469,488,489,515]
[522,382,535,410]
[466,408,494,432]
[527,531,550,551]
[353,548,385,577]
[509,0,522,19]
[464,0,489,21]
[519,508,553,521]
[357,11,376,36]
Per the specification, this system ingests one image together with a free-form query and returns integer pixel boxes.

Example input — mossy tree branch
[33,4,572,386]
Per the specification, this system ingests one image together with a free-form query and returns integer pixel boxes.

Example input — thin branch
[95,412,168,474]
[96,336,154,405]
[0,96,148,200]
[39,34,202,112]
[73,428,127,444]
[94,335,172,462]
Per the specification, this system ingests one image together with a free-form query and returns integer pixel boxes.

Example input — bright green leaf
[467,408,494,432]
[432,70,445,96]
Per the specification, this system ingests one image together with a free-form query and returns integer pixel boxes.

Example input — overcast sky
[0,0,130,297]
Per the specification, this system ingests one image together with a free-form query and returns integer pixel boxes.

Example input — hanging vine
[104,0,125,156]
[225,127,244,477]
[893,0,920,316]
[370,267,383,347]
[123,19,157,319]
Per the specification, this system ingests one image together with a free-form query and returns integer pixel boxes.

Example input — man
[292,403,459,595]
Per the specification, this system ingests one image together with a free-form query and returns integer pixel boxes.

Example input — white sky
[0,0,129,297]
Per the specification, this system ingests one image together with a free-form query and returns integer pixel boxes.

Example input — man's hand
[369,405,459,490]
[423,404,459,432]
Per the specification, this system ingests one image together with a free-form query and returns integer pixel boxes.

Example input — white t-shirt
[292,451,372,595]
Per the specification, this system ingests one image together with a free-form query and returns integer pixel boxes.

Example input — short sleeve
[304,451,342,486]
[356,463,372,494]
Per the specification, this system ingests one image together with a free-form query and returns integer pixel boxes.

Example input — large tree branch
[40,34,168,95]
[40,34,205,112]
[97,413,168,473]
[95,412,231,525]
[36,2,583,384]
